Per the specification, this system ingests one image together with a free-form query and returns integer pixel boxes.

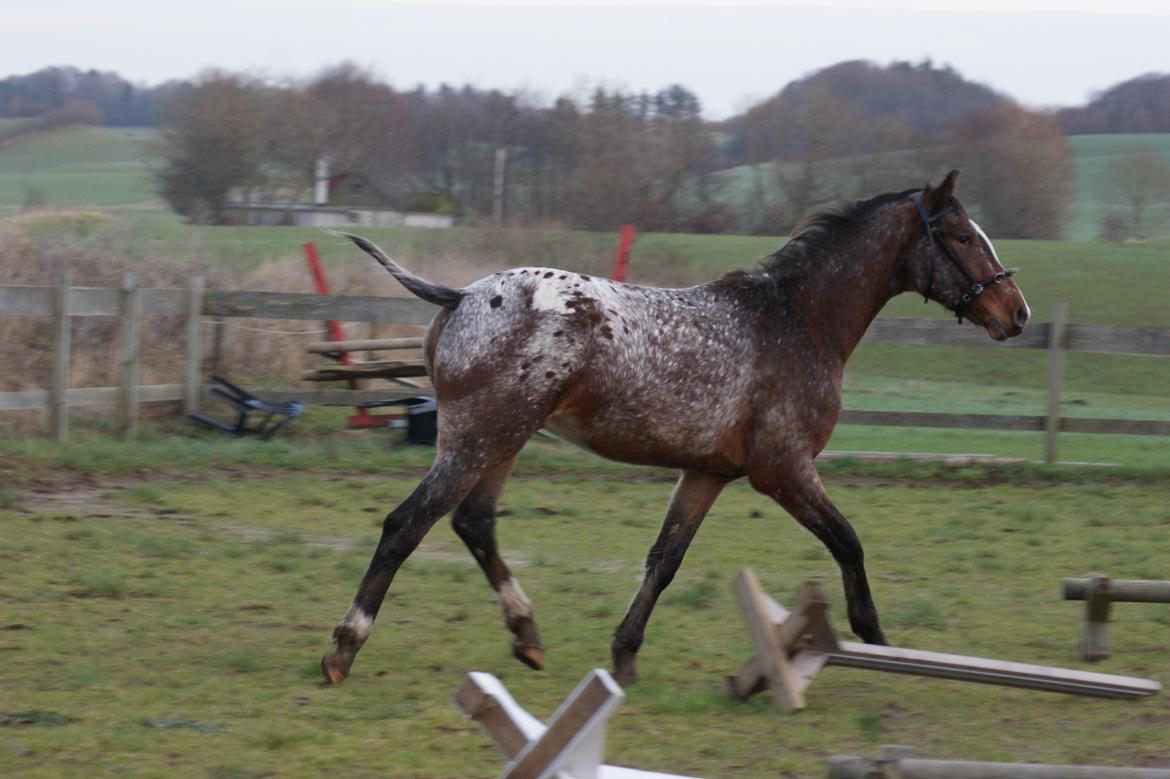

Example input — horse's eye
[958,235,971,245]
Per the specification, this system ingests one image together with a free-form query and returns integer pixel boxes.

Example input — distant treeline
[3,63,1168,136]
[4,62,1169,238]
[0,66,179,126]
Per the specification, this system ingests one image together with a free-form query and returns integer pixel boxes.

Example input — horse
[319,170,1030,686]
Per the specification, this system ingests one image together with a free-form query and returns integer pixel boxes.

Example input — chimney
[314,158,329,206]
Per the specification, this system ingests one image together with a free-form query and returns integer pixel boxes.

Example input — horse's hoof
[321,653,351,685]
[513,644,544,671]
[612,653,638,686]
[612,666,638,686]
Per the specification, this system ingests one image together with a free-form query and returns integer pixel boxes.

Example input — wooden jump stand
[828,744,1170,779]
[1064,573,1170,661]
[454,669,701,779]
[725,569,1160,713]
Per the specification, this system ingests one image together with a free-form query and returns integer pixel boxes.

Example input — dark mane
[761,188,920,272]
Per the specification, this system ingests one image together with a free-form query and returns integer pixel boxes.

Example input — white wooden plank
[831,641,1160,698]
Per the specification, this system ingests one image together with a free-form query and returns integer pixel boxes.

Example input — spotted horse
[320,171,1030,685]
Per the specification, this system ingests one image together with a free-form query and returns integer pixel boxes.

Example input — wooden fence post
[50,269,71,442]
[1044,303,1069,464]
[118,272,142,440]
[210,319,225,375]
[184,276,206,415]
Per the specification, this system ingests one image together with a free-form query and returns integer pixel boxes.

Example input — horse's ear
[924,170,959,211]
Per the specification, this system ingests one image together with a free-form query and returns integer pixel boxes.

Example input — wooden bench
[302,336,427,383]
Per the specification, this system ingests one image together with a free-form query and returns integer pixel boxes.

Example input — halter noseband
[912,192,1018,323]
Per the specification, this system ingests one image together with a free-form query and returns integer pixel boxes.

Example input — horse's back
[426,267,757,473]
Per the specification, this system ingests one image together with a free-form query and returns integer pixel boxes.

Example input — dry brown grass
[0,215,570,413]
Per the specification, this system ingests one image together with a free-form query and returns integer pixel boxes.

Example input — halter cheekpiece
[912,192,1017,323]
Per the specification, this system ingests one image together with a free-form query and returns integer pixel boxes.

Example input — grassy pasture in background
[3,126,1170,241]
[1067,133,1170,241]
[3,209,1170,465]
[0,126,158,212]
[2,438,1170,778]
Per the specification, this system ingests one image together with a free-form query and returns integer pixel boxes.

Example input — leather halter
[912,192,1018,323]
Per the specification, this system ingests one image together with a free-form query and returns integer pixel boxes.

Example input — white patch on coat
[341,604,374,641]
[970,220,1001,265]
[531,280,567,312]
[496,577,533,621]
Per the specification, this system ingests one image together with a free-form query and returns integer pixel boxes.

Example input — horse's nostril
[1014,306,1030,327]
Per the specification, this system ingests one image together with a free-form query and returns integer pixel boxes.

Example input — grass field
[3,122,1170,778]
[1067,134,1170,241]
[4,209,1170,466]
[707,134,1170,241]
[2,428,1169,778]
[3,126,1169,241]
[0,126,159,212]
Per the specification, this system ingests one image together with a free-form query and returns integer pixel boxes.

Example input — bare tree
[771,85,861,229]
[944,104,1075,239]
[154,73,269,224]
[1101,145,1170,239]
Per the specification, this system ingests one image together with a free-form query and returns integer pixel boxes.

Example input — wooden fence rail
[2,281,1169,456]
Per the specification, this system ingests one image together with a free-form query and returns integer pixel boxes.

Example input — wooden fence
[2,274,1169,461]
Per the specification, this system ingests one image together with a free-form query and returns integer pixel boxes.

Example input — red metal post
[611,225,636,282]
[304,241,384,428]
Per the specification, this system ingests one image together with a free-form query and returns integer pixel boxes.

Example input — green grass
[3,125,1168,244]
[707,134,1170,241]
[2,466,1169,777]
[0,125,158,208]
[1066,134,1170,241]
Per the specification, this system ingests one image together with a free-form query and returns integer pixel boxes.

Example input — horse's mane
[760,187,920,274]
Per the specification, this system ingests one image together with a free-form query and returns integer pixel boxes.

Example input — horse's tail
[329,230,465,310]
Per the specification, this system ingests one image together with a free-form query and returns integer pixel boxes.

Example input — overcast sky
[4,0,1169,118]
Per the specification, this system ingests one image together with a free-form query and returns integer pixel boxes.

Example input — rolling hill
[2,125,1169,241]
[0,125,159,213]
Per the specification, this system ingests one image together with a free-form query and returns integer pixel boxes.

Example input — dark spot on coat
[531,355,543,363]
[553,330,564,337]
[490,295,503,308]
[521,362,530,370]
[545,371,556,379]
[580,274,591,281]
[561,361,571,368]
[543,271,554,278]
[600,324,614,340]
[558,274,567,280]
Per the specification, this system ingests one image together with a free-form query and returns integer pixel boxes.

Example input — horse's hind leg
[611,470,730,684]
[321,453,486,684]
[451,457,544,670]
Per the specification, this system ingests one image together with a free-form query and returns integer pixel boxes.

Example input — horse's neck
[775,239,906,361]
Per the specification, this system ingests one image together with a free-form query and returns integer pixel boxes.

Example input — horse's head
[907,170,1030,341]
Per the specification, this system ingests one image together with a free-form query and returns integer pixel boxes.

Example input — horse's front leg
[751,461,887,645]
[611,470,731,684]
